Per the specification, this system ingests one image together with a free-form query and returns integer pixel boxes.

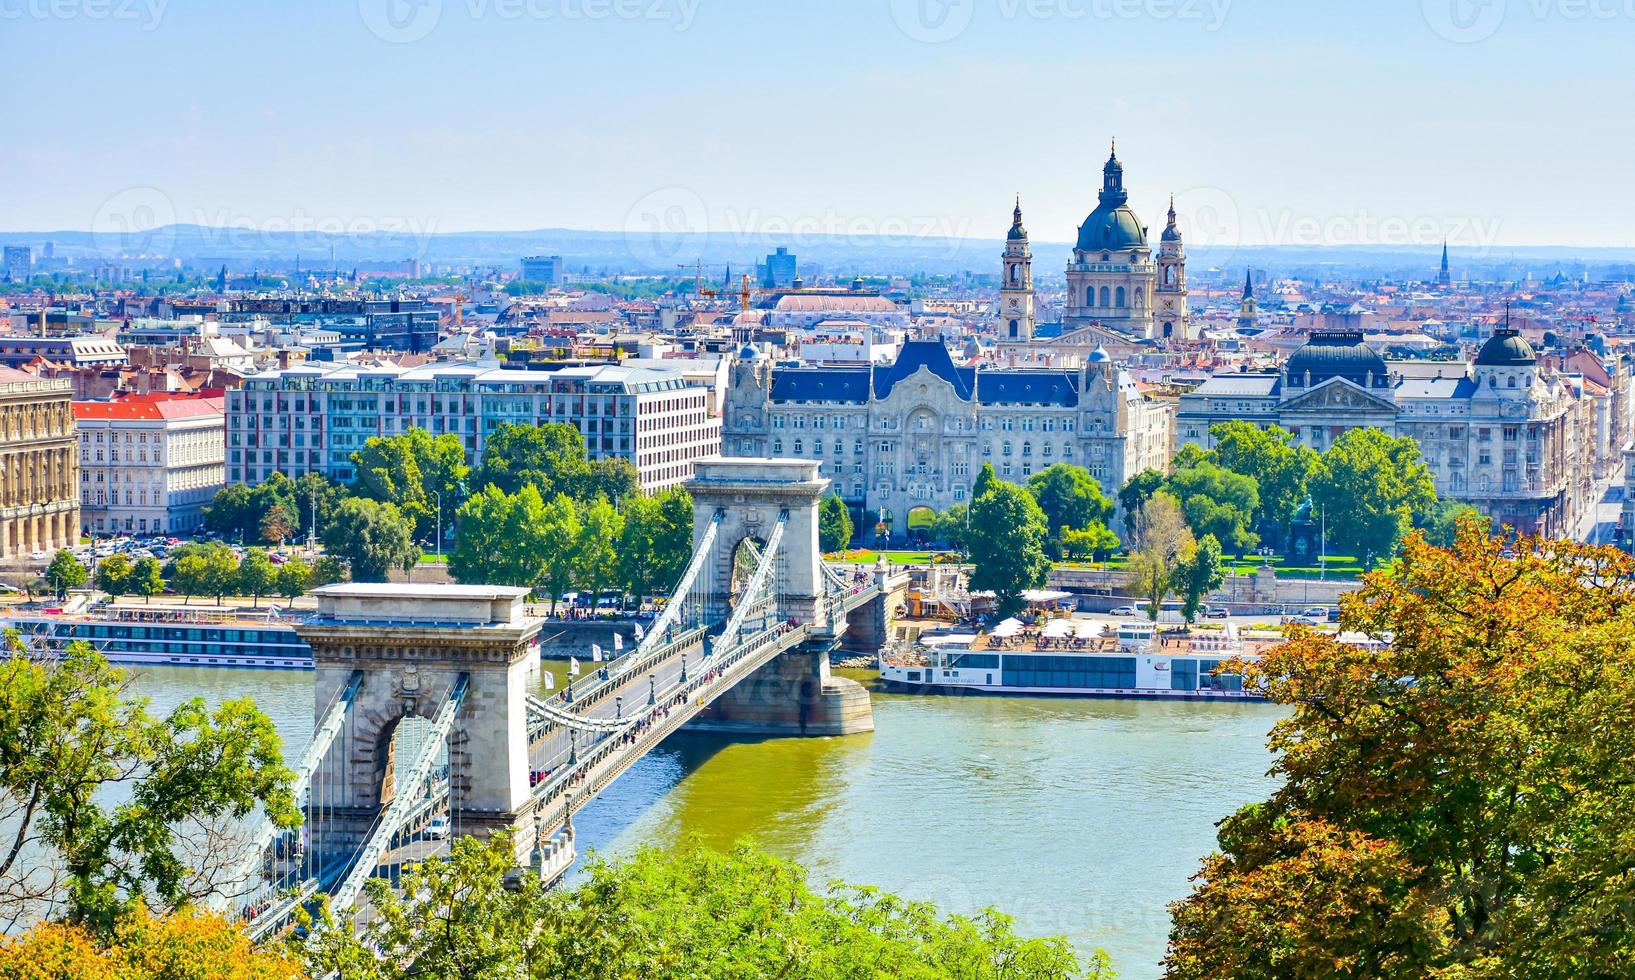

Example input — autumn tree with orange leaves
[0,904,301,980]
[1166,518,1635,979]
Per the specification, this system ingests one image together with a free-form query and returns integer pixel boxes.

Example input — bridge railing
[528,623,711,740]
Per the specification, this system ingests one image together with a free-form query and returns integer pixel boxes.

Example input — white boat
[3,606,313,670]
[878,619,1265,700]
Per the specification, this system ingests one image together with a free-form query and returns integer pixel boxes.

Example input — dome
[1075,145,1147,253]
[1285,332,1389,388]
[1475,328,1536,366]
[738,343,759,360]
[1087,345,1110,363]
[1007,199,1028,241]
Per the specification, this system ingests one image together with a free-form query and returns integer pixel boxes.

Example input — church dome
[1475,328,1536,366]
[1285,331,1388,388]
[1075,145,1148,253]
[1007,198,1028,241]
[1087,345,1110,363]
[739,343,760,360]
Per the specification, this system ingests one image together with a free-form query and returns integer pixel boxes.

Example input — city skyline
[3,0,1634,247]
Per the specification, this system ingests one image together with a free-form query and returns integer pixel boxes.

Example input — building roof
[1285,331,1389,387]
[0,365,37,383]
[1475,328,1537,366]
[72,390,226,421]
[1075,147,1148,253]
[872,340,975,400]
[975,371,1078,406]
[770,293,899,314]
[770,368,870,403]
[1191,374,1280,398]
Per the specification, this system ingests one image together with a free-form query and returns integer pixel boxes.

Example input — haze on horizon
[2,0,1631,250]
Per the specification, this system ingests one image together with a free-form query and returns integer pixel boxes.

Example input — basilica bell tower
[999,197,1035,341]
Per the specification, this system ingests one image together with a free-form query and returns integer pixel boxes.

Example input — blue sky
[2,0,1632,247]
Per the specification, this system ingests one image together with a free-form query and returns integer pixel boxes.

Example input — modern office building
[520,255,564,285]
[225,360,721,492]
[73,390,227,536]
[761,247,797,288]
[0,367,79,559]
[3,246,31,283]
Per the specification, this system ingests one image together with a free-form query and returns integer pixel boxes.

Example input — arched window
[1115,286,1126,308]
[1022,441,1032,457]
[1099,286,1111,307]
[1507,376,1517,388]
[772,439,783,454]
[1086,286,1095,307]
[1002,442,1013,456]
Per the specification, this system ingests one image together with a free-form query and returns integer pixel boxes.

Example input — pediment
[1279,377,1396,414]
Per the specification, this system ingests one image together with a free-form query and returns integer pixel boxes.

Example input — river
[129,666,1284,980]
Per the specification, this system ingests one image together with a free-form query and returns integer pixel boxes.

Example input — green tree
[302,834,1106,980]
[0,636,296,935]
[1209,421,1319,543]
[322,499,420,584]
[293,471,348,542]
[652,487,694,588]
[1062,524,1120,561]
[451,484,537,587]
[1163,461,1260,556]
[615,494,665,603]
[972,461,999,500]
[95,553,133,597]
[1027,464,1114,556]
[578,457,640,505]
[1172,533,1225,623]
[350,428,469,541]
[1309,427,1438,567]
[575,497,624,603]
[309,555,347,588]
[1118,468,1165,533]
[257,502,294,545]
[966,482,1051,617]
[1423,498,1488,549]
[1165,521,1635,978]
[45,550,87,598]
[472,422,589,499]
[931,503,970,553]
[236,548,276,607]
[818,494,854,552]
[1125,492,1193,622]
[275,556,311,599]
[536,493,582,614]
[129,556,165,604]
[202,483,256,540]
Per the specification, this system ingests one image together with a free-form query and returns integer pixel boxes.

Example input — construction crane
[678,261,726,299]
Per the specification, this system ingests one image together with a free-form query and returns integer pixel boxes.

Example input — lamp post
[648,672,656,706]
[615,695,622,719]
[433,489,442,560]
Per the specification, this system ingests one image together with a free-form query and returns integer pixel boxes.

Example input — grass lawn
[1059,553,1366,580]
[825,549,959,565]
[418,553,449,564]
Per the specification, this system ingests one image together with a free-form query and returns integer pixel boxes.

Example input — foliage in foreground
[1166,519,1635,978]
[305,835,1111,979]
[0,903,300,979]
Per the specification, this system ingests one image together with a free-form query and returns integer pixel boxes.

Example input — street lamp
[568,728,577,766]
[648,672,656,706]
[614,696,622,719]
[433,489,442,560]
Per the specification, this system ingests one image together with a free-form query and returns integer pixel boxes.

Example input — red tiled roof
[0,366,37,383]
[73,390,225,421]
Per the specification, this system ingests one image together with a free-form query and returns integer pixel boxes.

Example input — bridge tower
[686,457,873,736]
[296,584,543,868]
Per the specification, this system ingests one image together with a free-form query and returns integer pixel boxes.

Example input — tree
[308,555,347,589]
[1118,468,1165,533]
[292,471,348,542]
[818,494,854,552]
[536,493,582,614]
[472,422,589,499]
[129,557,165,604]
[1172,533,1225,623]
[322,499,420,584]
[257,502,294,545]
[1309,427,1437,567]
[1062,524,1120,561]
[450,485,543,587]
[1027,464,1114,557]
[578,457,640,506]
[302,834,1107,980]
[350,428,469,541]
[615,494,664,603]
[1423,499,1487,549]
[236,549,275,607]
[966,482,1051,617]
[972,461,999,500]
[575,497,624,603]
[652,487,694,588]
[0,636,296,935]
[95,553,133,598]
[1124,492,1193,621]
[203,483,256,540]
[1163,461,1260,556]
[1209,421,1319,544]
[44,550,87,598]
[930,503,970,553]
[0,904,302,979]
[275,556,311,600]
[1165,521,1635,978]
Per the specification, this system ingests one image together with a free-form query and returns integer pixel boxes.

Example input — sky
[2,0,1633,250]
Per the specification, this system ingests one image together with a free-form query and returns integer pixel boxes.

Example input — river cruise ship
[879,618,1270,700]
[3,605,313,670]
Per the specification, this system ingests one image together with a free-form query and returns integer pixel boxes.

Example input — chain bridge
[230,458,906,938]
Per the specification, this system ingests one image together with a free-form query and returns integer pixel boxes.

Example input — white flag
[634,622,645,640]
[613,633,624,652]
[543,672,555,690]
[569,657,581,677]
[591,644,603,662]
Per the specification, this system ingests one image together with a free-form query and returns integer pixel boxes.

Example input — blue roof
[770,368,870,403]
[976,371,1079,406]
[871,340,975,400]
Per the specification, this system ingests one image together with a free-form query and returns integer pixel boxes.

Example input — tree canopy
[818,494,854,553]
[1207,421,1319,542]
[1308,427,1437,566]
[1166,521,1635,978]
[1124,492,1194,621]
[350,429,469,542]
[1162,461,1260,557]
[471,422,590,501]
[1027,464,1115,558]
[966,481,1051,617]
[322,499,420,584]
[302,834,1107,980]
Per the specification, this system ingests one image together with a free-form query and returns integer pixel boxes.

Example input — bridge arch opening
[373,710,448,811]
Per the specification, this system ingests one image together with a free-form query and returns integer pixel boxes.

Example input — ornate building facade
[723,340,1173,538]
[1176,330,1600,537]
[0,366,79,560]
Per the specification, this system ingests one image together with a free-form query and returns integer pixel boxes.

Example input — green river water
[130,666,1284,980]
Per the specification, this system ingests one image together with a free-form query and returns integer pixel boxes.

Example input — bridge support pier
[690,640,873,736]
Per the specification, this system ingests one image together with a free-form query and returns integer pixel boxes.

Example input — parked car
[1301,606,1330,618]
[1109,604,1137,616]
[1287,615,1323,627]
[423,816,450,840]
[1204,607,1230,619]
[28,551,47,562]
